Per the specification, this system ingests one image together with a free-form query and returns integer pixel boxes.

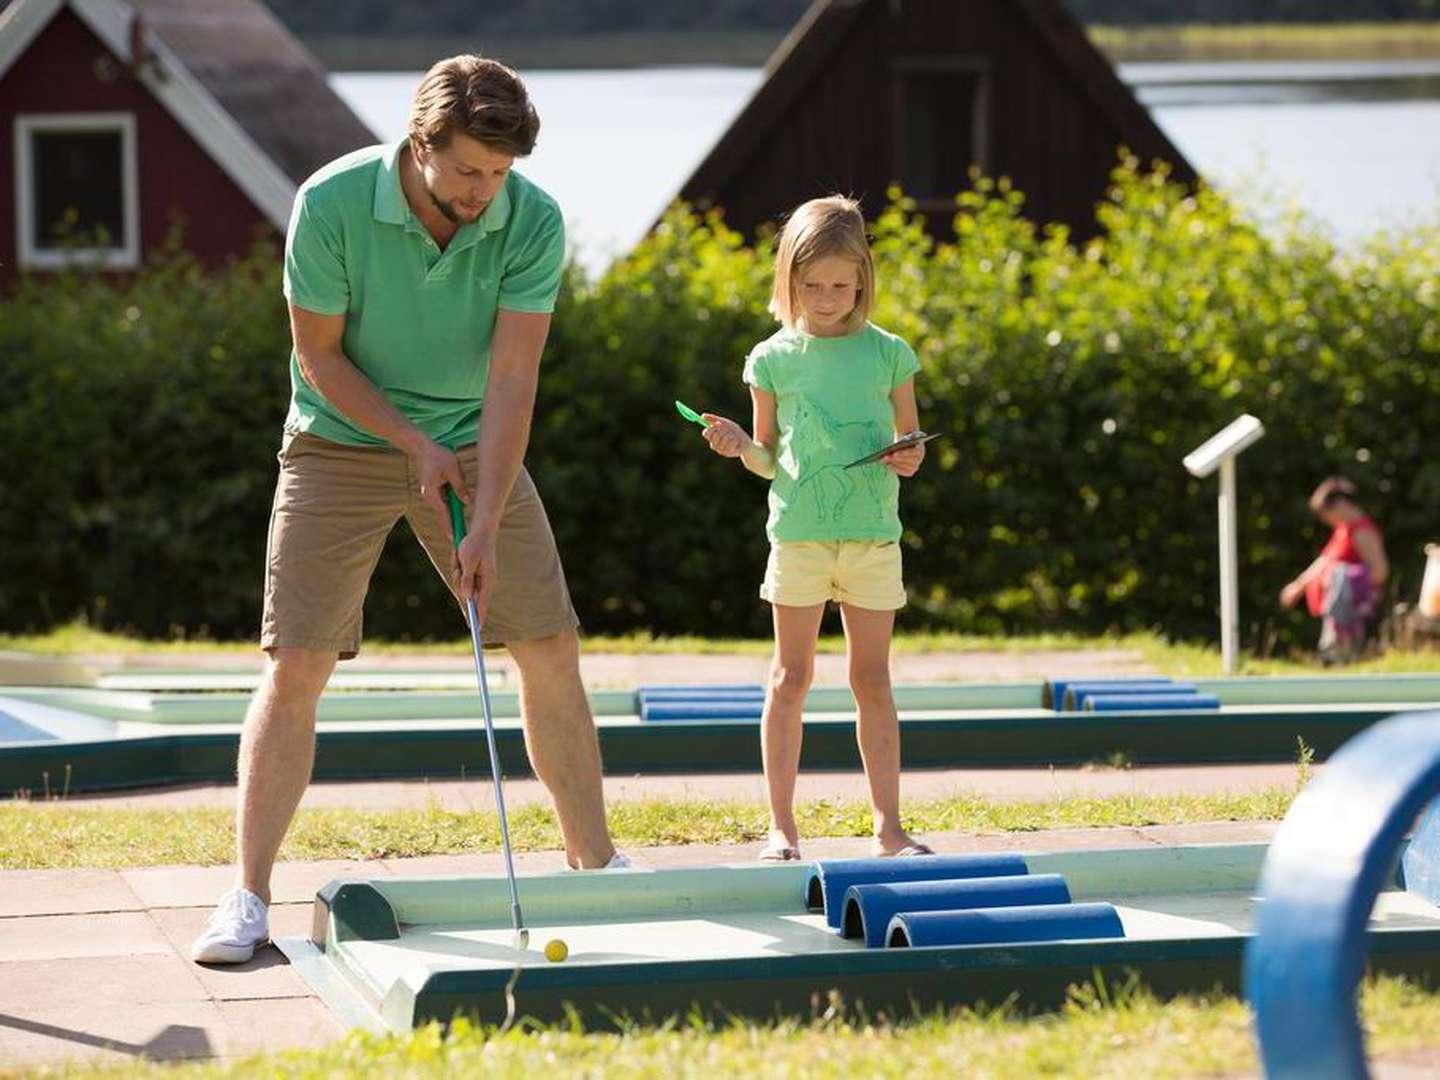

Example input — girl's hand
[701,414,749,458]
[885,439,926,477]
[1279,580,1305,609]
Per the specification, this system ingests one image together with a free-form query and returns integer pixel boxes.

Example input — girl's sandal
[876,843,936,858]
[894,844,936,857]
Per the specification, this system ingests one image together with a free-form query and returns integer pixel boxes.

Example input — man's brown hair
[408,55,540,157]
[1309,476,1359,513]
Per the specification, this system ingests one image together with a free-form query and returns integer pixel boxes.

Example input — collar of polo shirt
[372,139,514,246]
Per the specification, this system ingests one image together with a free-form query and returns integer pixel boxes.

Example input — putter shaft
[465,595,527,948]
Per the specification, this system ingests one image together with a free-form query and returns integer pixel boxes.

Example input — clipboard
[844,431,943,469]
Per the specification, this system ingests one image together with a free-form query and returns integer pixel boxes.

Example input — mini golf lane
[277,842,1440,1032]
[5,677,1440,793]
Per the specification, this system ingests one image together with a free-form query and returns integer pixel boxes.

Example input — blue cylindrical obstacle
[1061,682,1193,711]
[806,853,1029,927]
[885,901,1124,948]
[636,687,765,700]
[1082,693,1219,712]
[1043,676,1170,710]
[1246,710,1440,1079]
[842,874,1071,948]
[638,700,764,722]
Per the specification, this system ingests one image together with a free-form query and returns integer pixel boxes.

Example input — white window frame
[15,112,139,270]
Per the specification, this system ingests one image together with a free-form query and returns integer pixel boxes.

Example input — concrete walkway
[0,821,1279,1072]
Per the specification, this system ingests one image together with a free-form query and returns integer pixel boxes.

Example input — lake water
[331,62,1440,272]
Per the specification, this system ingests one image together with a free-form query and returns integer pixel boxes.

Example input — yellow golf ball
[544,938,568,963]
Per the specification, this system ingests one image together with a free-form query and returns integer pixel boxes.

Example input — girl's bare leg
[762,603,825,850]
[840,603,921,854]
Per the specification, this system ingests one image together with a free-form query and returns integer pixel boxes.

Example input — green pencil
[674,399,711,428]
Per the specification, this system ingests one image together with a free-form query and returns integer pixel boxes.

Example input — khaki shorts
[261,432,578,658]
[760,541,906,610]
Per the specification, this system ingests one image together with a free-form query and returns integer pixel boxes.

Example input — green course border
[389,932,1440,1030]
[291,847,1440,1031]
[0,684,1032,723]
[8,674,1440,725]
[0,704,1416,794]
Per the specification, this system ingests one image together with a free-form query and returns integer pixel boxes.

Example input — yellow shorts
[760,541,906,610]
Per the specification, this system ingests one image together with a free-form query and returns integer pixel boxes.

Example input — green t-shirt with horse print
[742,322,921,544]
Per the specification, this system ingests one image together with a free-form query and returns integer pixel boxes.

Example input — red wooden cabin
[671,0,1197,241]
[0,0,374,286]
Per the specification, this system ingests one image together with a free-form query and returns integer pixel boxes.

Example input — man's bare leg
[236,647,337,902]
[505,628,616,868]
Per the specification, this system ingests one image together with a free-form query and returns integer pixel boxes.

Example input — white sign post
[1183,415,1266,675]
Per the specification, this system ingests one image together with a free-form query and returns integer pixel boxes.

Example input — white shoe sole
[191,937,268,965]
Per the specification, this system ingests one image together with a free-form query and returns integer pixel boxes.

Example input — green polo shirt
[743,322,921,543]
[281,140,566,448]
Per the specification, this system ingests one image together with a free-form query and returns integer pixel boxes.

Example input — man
[192,56,624,965]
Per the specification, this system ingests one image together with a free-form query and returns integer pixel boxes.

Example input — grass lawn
[10,975,1440,1079]
[6,621,1440,676]
[0,789,1300,870]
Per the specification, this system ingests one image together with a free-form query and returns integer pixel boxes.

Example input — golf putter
[448,490,529,951]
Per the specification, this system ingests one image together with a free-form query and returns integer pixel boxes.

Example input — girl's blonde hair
[769,195,875,334]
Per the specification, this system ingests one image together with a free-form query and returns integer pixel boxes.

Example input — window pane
[902,72,978,199]
[32,130,125,250]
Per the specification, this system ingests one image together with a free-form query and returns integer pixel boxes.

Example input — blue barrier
[636,685,765,696]
[806,854,1029,928]
[1083,693,1220,712]
[1061,682,1195,711]
[638,701,764,722]
[842,874,1071,948]
[886,901,1124,948]
[1246,710,1440,1080]
[1043,677,1171,709]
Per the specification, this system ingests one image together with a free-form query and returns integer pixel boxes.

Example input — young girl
[700,195,932,861]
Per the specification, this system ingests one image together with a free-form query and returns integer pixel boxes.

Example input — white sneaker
[190,887,269,964]
[569,850,645,871]
[605,851,653,870]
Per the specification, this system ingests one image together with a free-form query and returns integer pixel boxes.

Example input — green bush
[0,240,289,637]
[2,162,1437,648]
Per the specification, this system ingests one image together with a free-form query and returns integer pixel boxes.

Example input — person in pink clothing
[1280,477,1390,663]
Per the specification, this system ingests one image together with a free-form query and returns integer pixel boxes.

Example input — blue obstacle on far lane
[1083,693,1220,712]
[842,873,1072,948]
[807,853,1030,928]
[638,701,764,722]
[636,685,765,697]
[885,901,1125,948]
[1043,676,1172,709]
[1061,682,1195,711]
